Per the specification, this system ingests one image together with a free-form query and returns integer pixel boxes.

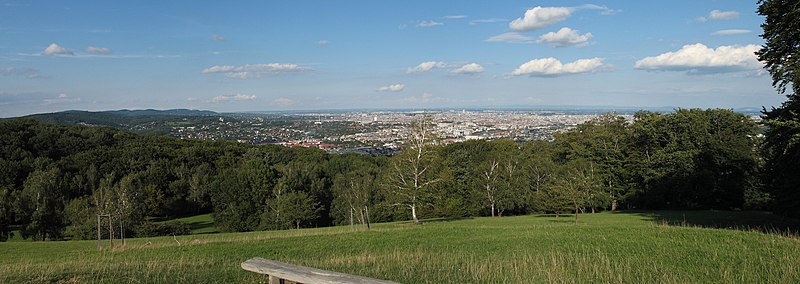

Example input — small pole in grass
[97,214,101,250]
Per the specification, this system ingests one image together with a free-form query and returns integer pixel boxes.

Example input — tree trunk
[575,205,579,225]
[350,208,354,231]
[97,215,101,250]
[108,217,114,249]
[611,199,618,211]
[411,204,419,224]
[364,206,371,231]
[491,203,496,217]
[591,207,595,214]
[120,221,125,247]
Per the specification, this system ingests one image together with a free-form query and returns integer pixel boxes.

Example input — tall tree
[19,168,66,240]
[757,0,800,218]
[385,118,443,224]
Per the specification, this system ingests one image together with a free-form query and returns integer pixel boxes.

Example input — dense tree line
[0,107,776,241]
[757,0,800,219]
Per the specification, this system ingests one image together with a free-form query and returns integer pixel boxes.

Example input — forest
[0,107,786,241]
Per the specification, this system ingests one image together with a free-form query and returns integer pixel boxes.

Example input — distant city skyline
[0,1,785,117]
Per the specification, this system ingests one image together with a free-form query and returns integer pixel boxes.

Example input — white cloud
[272,97,295,107]
[698,10,739,22]
[211,94,257,103]
[210,34,225,42]
[486,32,534,43]
[443,15,468,19]
[317,40,329,45]
[43,43,73,56]
[711,29,751,36]
[1,67,47,79]
[537,27,592,47]
[451,63,484,75]
[418,20,444,27]
[578,4,619,15]
[377,84,405,92]
[709,10,739,20]
[43,93,80,105]
[470,18,507,25]
[85,46,111,55]
[634,43,762,74]
[405,92,446,103]
[511,57,606,77]
[407,61,448,73]
[201,63,313,79]
[509,6,572,32]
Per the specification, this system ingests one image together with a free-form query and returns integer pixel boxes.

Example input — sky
[0,0,787,117]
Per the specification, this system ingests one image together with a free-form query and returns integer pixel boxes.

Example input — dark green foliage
[624,109,760,209]
[757,0,800,218]
[134,221,191,237]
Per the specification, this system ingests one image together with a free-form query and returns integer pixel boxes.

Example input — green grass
[2,211,799,283]
[155,213,219,234]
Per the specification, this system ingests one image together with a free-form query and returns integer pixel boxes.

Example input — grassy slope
[155,213,219,234]
[1,212,799,283]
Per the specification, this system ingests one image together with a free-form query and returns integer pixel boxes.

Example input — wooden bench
[241,257,399,284]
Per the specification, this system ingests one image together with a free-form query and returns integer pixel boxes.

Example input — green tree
[19,168,66,240]
[270,191,321,230]
[757,0,800,218]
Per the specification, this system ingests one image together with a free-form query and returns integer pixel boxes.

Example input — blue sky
[0,0,784,117]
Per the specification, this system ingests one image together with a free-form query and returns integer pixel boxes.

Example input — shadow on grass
[626,210,800,236]
[186,219,218,234]
[398,217,474,225]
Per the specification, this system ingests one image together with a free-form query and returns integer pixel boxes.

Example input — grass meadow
[1,211,799,283]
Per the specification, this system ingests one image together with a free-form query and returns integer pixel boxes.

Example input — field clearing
[1,211,799,283]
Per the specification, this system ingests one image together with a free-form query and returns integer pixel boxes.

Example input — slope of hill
[1,212,798,283]
[16,109,224,134]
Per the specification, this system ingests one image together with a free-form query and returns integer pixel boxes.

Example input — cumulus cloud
[634,43,762,74]
[43,43,73,56]
[1,67,47,79]
[451,63,484,75]
[211,94,256,103]
[317,40,329,45]
[210,34,225,42]
[711,29,751,36]
[537,27,592,47]
[509,6,572,32]
[85,46,111,55]
[698,10,739,22]
[272,97,295,107]
[511,57,606,77]
[418,20,444,27]
[377,84,405,92]
[443,15,468,19]
[201,63,313,79]
[406,61,448,73]
[486,32,534,43]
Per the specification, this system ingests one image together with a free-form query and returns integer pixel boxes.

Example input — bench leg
[268,275,284,284]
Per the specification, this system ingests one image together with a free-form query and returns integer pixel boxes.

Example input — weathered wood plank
[241,257,399,284]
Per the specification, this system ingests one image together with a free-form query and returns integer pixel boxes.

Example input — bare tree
[385,118,442,224]
[483,159,500,217]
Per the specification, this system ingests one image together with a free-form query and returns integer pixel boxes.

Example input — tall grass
[2,212,799,283]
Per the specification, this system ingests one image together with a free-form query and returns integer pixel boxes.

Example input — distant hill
[14,109,222,134]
